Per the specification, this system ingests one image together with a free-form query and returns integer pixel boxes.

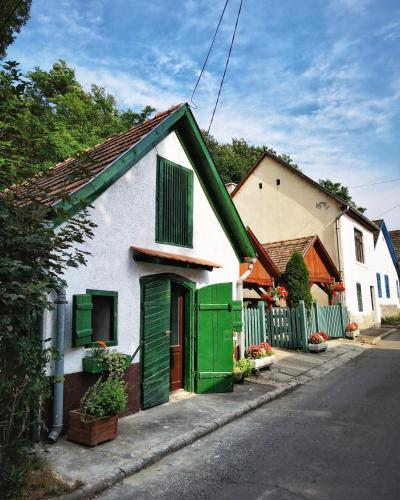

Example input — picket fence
[243,301,349,353]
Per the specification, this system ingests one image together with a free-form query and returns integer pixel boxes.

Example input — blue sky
[7,0,400,228]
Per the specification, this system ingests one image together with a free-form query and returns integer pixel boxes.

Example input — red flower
[95,340,108,349]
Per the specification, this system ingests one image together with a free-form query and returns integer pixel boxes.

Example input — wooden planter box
[308,342,328,353]
[82,354,131,374]
[67,410,118,447]
[345,329,360,340]
[249,355,276,370]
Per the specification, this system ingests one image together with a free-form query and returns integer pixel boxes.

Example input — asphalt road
[98,331,400,500]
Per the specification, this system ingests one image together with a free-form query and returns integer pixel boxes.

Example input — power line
[207,0,243,134]
[350,177,400,188]
[376,203,400,218]
[189,0,229,109]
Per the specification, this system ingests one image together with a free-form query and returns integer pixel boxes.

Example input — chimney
[225,182,237,195]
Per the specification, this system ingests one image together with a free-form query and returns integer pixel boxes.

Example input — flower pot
[308,342,328,353]
[82,354,131,374]
[345,329,360,340]
[249,355,276,370]
[67,409,118,446]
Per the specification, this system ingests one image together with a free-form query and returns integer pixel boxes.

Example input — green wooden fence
[244,301,349,353]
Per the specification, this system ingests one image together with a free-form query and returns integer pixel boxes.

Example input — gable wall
[44,131,239,375]
[232,156,341,268]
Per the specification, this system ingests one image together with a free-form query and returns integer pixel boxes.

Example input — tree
[203,132,299,184]
[0,59,155,186]
[319,179,366,213]
[284,251,313,312]
[0,0,32,59]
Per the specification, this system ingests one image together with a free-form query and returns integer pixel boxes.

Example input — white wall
[45,131,239,374]
[374,231,400,315]
[339,215,379,328]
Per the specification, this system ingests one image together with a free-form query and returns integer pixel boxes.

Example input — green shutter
[356,283,363,312]
[156,157,193,247]
[73,294,93,347]
[196,283,235,394]
[141,279,171,409]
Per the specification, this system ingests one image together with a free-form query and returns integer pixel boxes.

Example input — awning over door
[131,246,222,271]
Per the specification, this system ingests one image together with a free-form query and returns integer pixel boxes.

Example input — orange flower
[96,340,107,349]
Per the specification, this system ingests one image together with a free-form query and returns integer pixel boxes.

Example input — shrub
[284,251,313,312]
[80,377,127,419]
[233,358,252,378]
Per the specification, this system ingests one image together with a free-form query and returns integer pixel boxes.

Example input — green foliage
[319,179,366,213]
[284,251,313,312]
[104,351,128,380]
[0,0,32,59]
[0,59,155,187]
[203,132,299,184]
[233,358,252,378]
[80,378,128,419]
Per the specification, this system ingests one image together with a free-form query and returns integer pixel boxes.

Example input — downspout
[237,257,257,359]
[48,288,67,443]
[335,205,350,280]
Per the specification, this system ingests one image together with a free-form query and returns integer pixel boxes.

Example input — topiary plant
[284,251,313,312]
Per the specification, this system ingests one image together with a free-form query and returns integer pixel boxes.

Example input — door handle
[164,330,171,337]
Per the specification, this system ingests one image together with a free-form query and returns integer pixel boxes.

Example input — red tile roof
[131,246,222,271]
[389,230,400,258]
[372,219,383,243]
[19,105,182,205]
[262,236,314,273]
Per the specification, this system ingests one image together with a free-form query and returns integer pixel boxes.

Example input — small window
[356,283,363,312]
[276,179,280,186]
[72,290,118,347]
[397,280,400,299]
[259,183,262,189]
[376,273,382,298]
[354,228,364,263]
[156,156,193,247]
[384,275,390,298]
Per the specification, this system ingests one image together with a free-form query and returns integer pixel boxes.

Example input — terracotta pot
[67,409,118,446]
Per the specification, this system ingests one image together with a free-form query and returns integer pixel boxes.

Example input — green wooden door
[141,279,171,409]
[196,282,239,393]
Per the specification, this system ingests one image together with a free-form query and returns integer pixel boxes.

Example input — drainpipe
[335,205,350,281]
[48,288,67,443]
[237,257,257,359]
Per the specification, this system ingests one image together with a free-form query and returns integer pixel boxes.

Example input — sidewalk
[354,325,397,345]
[48,339,370,499]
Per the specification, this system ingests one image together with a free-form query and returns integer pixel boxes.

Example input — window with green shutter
[356,283,363,312]
[72,290,118,347]
[156,156,193,247]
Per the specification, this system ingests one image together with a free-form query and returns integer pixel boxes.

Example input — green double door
[141,279,241,409]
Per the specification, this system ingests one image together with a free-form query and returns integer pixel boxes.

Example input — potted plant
[68,354,128,446]
[233,358,252,383]
[308,332,329,353]
[82,340,131,373]
[345,321,360,339]
[246,342,276,371]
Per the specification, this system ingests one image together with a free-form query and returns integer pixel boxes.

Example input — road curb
[370,327,398,345]
[58,382,298,500]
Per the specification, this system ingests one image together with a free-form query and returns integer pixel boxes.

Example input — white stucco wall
[44,131,239,374]
[374,231,400,315]
[339,215,379,328]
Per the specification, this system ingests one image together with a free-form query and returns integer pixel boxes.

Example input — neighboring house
[39,103,255,432]
[389,229,400,270]
[230,151,379,328]
[373,220,400,318]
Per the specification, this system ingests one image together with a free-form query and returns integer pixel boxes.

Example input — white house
[39,104,255,438]
[230,150,380,328]
[373,219,400,318]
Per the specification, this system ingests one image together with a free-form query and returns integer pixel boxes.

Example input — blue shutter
[384,275,390,298]
[376,273,382,298]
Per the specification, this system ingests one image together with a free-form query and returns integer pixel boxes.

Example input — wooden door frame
[140,273,196,394]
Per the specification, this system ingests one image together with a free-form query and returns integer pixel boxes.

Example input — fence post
[313,301,319,332]
[299,300,309,352]
[338,302,345,337]
[258,300,266,342]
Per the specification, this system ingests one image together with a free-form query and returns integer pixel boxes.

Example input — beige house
[231,151,379,329]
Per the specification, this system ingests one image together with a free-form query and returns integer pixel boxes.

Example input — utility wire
[207,0,243,134]
[190,0,230,109]
[376,203,400,218]
[349,177,400,188]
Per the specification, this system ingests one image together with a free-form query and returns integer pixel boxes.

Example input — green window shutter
[156,157,193,247]
[141,279,171,409]
[356,283,363,312]
[73,294,93,347]
[196,282,234,394]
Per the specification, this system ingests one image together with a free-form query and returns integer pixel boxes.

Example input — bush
[80,377,127,419]
[284,251,313,312]
[233,358,252,378]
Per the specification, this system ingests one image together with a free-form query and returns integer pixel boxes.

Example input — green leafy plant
[284,251,313,313]
[80,378,127,420]
[104,351,129,380]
